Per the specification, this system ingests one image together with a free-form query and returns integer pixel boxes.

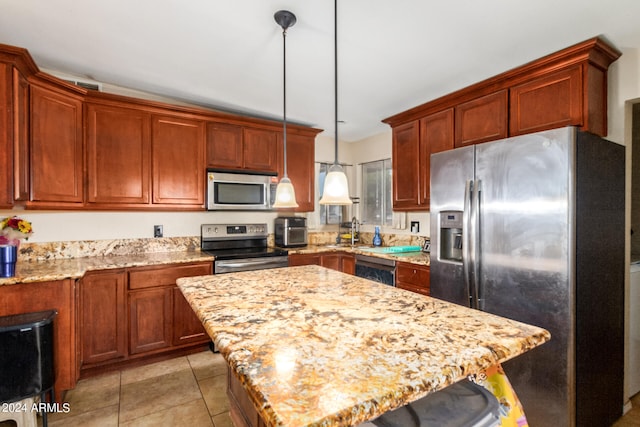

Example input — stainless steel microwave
[207,170,278,211]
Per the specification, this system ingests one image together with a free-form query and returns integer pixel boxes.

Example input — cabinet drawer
[396,263,430,287]
[128,263,212,290]
[397,282,430,296]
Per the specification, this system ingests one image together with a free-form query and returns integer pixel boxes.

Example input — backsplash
[308,231,427,248]
[17,232,426,262]
[18,237,200,262]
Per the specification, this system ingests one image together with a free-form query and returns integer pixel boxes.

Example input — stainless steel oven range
[201,223,289,274]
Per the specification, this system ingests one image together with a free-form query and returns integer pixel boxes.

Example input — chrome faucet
[351,217,359,246]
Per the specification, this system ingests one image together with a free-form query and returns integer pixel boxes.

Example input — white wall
[607,46,640,406]
[0,210,283,243]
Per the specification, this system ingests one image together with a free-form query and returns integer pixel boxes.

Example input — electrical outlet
[154,225,163,238]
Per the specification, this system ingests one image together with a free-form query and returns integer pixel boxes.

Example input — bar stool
[0,397,37,427]
[0,310,57,427]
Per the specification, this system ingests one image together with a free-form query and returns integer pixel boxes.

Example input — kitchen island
[177,265,550,427]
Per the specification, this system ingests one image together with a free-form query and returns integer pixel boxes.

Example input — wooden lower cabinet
[0,279,76,400]
[395,262,430,296]
[288,252,354,274]
[129,287,172,354]
[80,270,127,366]
[342,254,355,275]
[228,366,267,427]
[79,262,212,374]
[172,287,208,346]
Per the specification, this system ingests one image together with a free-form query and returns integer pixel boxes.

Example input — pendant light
[319,0,352,206]
[272,10,299,208]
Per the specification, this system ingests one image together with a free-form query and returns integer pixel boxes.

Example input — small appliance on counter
[275,217,308,248]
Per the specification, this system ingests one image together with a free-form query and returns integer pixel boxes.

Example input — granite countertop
[288,244,430,266]
[177,265,550,427]
[0,251,214,285]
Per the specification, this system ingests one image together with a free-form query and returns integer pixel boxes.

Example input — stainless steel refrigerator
[429,127,625,427]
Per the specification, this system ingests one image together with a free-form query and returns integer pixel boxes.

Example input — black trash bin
[0,310,57,404]
[372,379,501,427]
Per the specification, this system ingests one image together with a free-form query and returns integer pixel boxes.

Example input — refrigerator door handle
[471,179,482,310]
[463,180,473,308]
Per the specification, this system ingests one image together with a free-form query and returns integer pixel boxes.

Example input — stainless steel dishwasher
[354,254,396,286]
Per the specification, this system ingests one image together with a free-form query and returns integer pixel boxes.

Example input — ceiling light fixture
[319,0,352,206]
[272,10,299,209]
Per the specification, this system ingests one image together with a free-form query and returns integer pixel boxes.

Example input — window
[318,162,351,225]
[361,159,392,226]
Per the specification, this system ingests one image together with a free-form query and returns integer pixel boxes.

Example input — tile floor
[1,350,639,426]
[6,350,233,427]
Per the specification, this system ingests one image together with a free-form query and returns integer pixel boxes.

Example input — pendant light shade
[319,0,352,206]
[272,10,299,209]
[320,163,352,204]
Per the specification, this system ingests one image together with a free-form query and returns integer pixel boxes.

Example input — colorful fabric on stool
[470,364,529,427]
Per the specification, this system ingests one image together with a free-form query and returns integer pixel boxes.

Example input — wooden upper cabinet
[454,90,508,147]
[206,123,278,174]
[420,109,454,207]
[152,115,205,206]
[206,122,243,169]
[0,63,12,208]
[243,127,278,173]
[392,120,421,210]
[12,67,29,202]
[86,103,151,205]
[0,64,29,207]
[29,82,83,206]
[392,110,454,211]
[277,132,315,212]
[509,66,582,136]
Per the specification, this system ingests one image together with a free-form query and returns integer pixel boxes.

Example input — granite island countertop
[177,265,550,427]
[0,251,214,285]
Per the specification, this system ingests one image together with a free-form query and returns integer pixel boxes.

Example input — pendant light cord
[334,0,339,166]
[282,25,289,178]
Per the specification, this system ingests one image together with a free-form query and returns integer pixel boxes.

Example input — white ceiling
[1,0,640,142]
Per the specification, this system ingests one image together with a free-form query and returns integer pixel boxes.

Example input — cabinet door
[509,66,582,136]
[29,83,83,205]
[243,127,278,173]
[0,63,11,207]
[86,103,151,205]
[420,109,454,207]
[455,90,508,147]
[80,270,128,366]
[341,254,355,275]
[152,115,205,206]
[172,287,209,346]
[288,253,321,266]
[392,120,421,210]
[171,262,212,346]
[321,254,342,271]
[12,67,29,202]
[279,133,315,212]
[395,262,430,296]
[129,287,173,354]
[206,122,243,169]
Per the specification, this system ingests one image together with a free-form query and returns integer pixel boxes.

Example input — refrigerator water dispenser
[439,211,463,262]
